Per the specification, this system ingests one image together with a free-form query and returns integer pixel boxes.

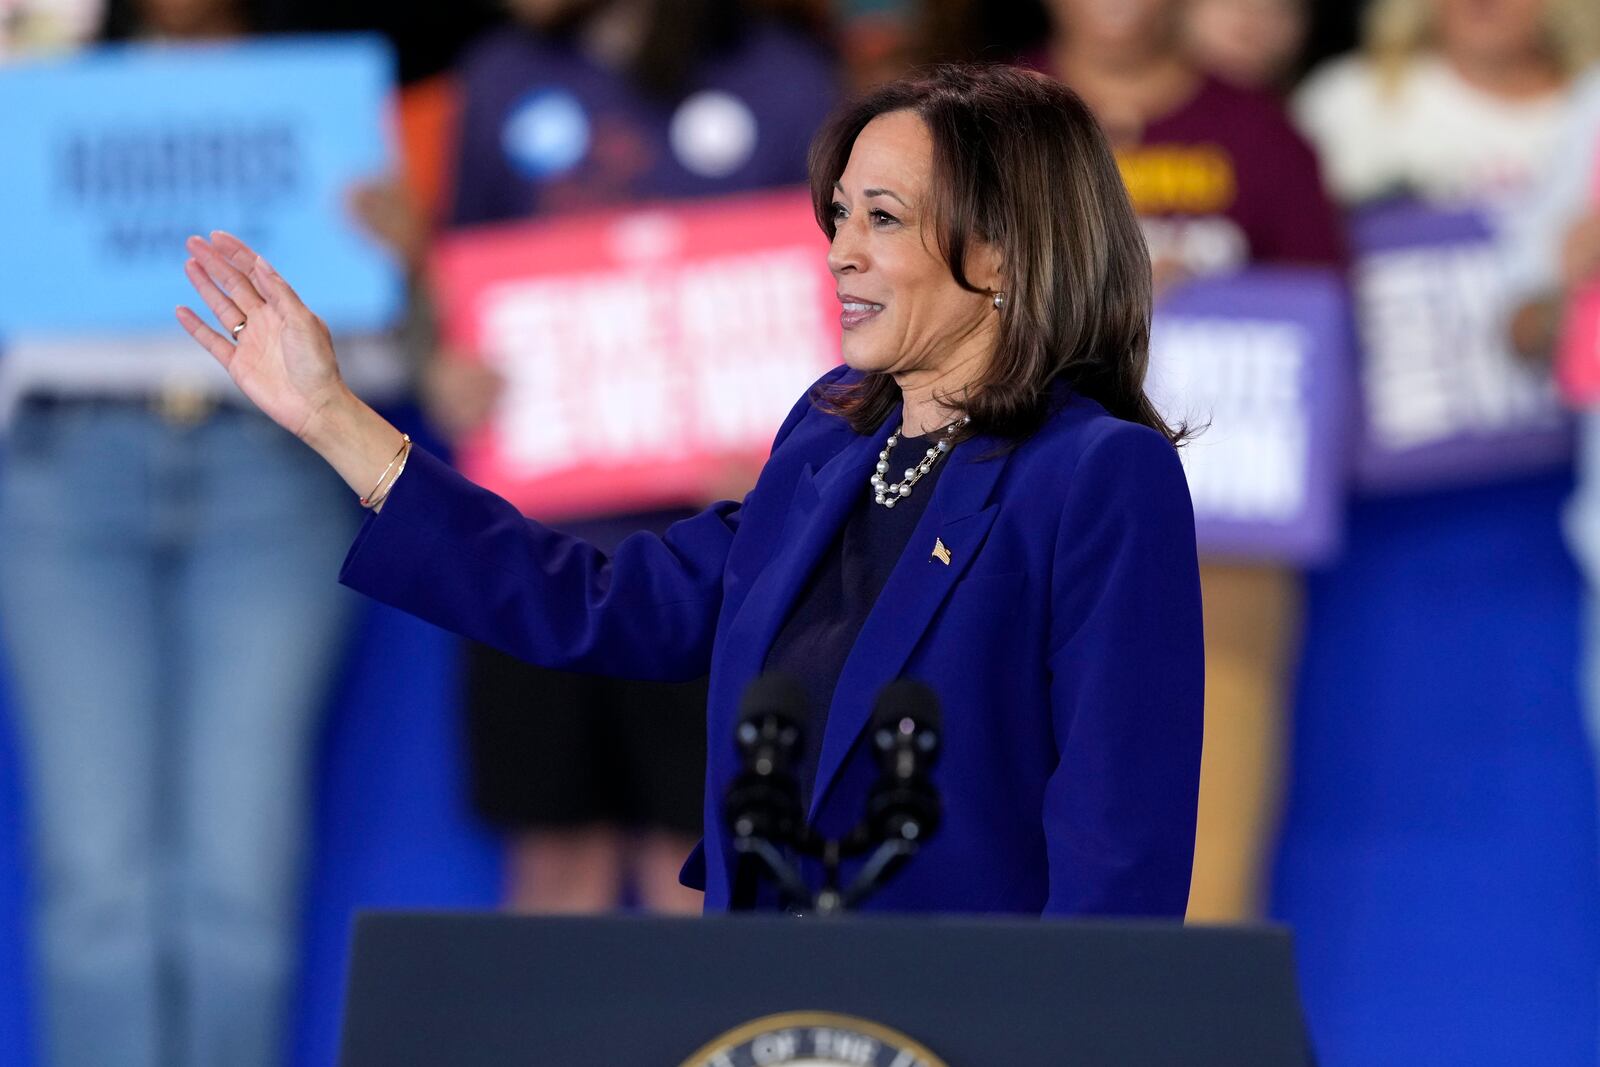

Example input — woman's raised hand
[176,231,407,502]
[176,231,346,441]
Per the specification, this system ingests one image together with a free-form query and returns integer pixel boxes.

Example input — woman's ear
[969,237,1005,296]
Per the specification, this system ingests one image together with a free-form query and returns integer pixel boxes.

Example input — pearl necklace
[870,416,970,508]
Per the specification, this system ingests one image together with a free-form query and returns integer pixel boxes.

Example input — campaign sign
[1556,146,1600,405]
[432,189,839,521]
[1350,202,1571,490]
[0,35,401,335]
[1559,282,1600,405]
[1148,269,1353,564]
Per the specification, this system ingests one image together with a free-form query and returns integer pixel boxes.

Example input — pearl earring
[992,291,1007,310]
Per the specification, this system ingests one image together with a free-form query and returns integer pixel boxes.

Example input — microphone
[863,679,943,845]
[723,674,807,848]
[724,674,810,909]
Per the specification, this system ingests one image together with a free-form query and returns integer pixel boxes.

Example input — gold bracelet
[366,438,412,510]
[363,437,412,510]
[360,433,411,508]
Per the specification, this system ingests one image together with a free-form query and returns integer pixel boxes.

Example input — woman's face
[136,0,238,35]
[1432,0,1550,66]
[506,0,605,31]
[1048,0,1182,58]
[1185,0,1307,88]
[827,111,1002,384]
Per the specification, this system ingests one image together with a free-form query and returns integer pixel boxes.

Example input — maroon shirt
[1025,56,1346,277]
[1119,75,1345,275]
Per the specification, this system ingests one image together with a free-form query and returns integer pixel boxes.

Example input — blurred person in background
[1040,0,1344,922]
[1041,0,1342,298]
[1293,0,1598,816]
[0,0,411,1063]
[1294,0,1599,210]
[1183,0,1309,92]
[0,0,101,56]
[1292,3,1599,1043]
[818,0,983,92]
[1510,74,1600,362]
[423,0,836,916]
[827,0,917,90]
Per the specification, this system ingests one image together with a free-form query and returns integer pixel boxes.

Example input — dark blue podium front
[339,912,1311,1066]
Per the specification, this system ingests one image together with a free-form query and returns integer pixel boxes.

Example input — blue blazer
[340,367,1204,917]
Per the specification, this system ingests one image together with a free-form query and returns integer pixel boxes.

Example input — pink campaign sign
[430,188,840,522]
[1557,146,1600,406]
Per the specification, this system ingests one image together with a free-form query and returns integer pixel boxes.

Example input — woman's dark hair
[808,63,1184,446]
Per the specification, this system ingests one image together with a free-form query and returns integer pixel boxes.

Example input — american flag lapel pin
[931,538,952,566]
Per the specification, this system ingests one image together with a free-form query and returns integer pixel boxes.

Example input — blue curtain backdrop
[0,467,1595,1066]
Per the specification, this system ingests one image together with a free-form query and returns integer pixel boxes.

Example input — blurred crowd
[1,0,1599,1065]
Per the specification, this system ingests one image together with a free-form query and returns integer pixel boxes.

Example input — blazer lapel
[718,421,883,702]
[807,434,1012,820]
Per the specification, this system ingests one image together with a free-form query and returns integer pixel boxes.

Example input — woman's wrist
[299,385,408,502]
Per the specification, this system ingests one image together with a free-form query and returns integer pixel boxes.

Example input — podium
[340,908,1312,1067]
[339,913,1312,1066]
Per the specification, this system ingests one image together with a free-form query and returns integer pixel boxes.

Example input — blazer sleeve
[338,378,825,682]
[1041,422,1205,917]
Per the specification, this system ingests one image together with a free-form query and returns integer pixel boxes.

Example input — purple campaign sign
[1350,201,1572,492]
[1149,268,1354,565]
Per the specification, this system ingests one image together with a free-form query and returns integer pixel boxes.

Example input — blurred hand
[421,351,507,442]
[1561,212,1600,293]
[176,231,347,441]
[347,174,429,270]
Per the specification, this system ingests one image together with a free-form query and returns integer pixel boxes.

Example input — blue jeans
[0,400,359,1067]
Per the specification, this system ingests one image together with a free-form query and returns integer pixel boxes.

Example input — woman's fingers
[175,305,237,370]
[248,253,306,313]
[209,228,260,266]
[207,230,309,315]
[211,231,323,327]
[185,234,265,313]
[182,257,247,334]
[213,231,291,298]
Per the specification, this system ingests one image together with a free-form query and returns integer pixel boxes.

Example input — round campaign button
[501,88,591,179]
[677,1010,949,1067]
[670,89,758,179]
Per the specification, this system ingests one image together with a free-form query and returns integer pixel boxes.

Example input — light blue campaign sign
[0,35,401,336]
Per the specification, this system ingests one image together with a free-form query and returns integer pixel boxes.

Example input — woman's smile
[838,293,885,329]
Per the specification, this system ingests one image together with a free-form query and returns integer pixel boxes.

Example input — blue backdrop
[0,467,1595,1066]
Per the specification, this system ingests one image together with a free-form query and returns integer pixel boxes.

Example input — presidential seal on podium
[678,1011,949,1067]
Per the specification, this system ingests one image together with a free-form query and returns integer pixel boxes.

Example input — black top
[762,428,950,810]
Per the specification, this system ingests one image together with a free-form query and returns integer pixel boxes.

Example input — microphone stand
[732,821,928,917]
[729,834,812,908]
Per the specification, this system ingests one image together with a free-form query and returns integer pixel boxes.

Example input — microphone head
[735,673,806,764]
[727,674,807,845]
[870,678,942,758]
[738,673,809,727]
